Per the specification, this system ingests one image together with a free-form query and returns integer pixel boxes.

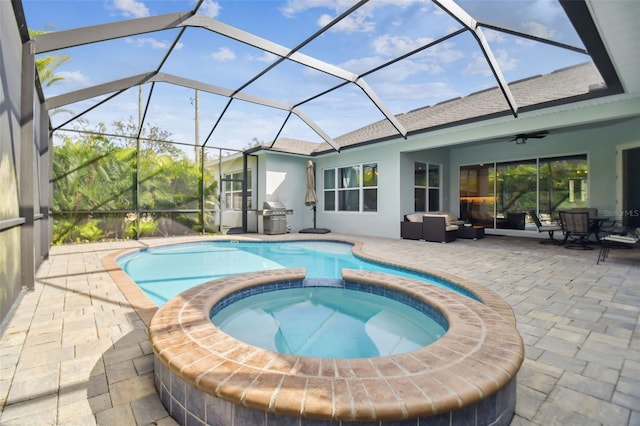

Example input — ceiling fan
[509,130,549,144]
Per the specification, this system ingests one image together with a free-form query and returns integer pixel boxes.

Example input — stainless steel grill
[259,201,293,234]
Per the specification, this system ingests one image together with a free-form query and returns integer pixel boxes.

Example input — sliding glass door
[496,160,536,230]
[460,154,588,230]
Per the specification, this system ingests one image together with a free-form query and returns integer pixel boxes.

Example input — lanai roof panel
[19,0,627,152]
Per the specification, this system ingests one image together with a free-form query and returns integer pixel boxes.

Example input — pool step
[303,278,344,288]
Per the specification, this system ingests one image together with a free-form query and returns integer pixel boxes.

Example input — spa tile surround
[148,262,524,425]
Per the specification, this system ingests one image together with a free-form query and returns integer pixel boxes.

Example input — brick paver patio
[1,234,638,425]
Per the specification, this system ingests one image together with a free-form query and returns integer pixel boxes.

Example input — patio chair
[422,215,458,243]
[568,207,598,217]
[569,207,616,240]
[400,213,424,240]
[559,211,594,250]
[530,210,562,245]
[597,227,640,264]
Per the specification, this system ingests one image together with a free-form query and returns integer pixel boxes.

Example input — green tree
[29,27,70,87]
[52,132,137,242]
[112,116,184,157]
[52,127,218,243]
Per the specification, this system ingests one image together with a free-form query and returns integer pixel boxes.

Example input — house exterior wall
[302,99,639,239]
[257,154,310,234]
[400,147,451,216]
[312,143,403,239]
[0,1,25,326]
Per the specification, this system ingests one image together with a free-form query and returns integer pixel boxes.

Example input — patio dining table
[589,216,613,241]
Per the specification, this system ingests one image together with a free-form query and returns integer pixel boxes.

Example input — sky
[21,0,591,153]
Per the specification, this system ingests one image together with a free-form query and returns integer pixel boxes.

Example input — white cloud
[462,50,518,77]
[200,0,222,18]
[284,0,424,33]
[373,35,433,56]
[377,80,458,105]
[211,47,235,61]
[126,37,183,50]
[338,54,444,86]
[57,71,92,87]
[281,0,352,18]
[526,0,563,24]
[415,42,465,64]
[248,51,279,63]
[495,49,518,72]
[338,56,386,75]
[520,21,556,39]
[111,0,149,18]
[482,29,506,44]
[317,12,375,33]
[373,60,444,83]
[336,38,460,79]
[373,36,465,65]
[281,0,420,17]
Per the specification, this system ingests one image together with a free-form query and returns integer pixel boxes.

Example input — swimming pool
[117,240,477,305]
[108,237,523,425]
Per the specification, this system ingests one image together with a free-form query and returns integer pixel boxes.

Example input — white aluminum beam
[46,72,157,109]
[180,14,358,83]
[151,73,234,98]
[433,0,518,117]
[474,29,519,116]
[356,78,407,138]
[181,15,407,137]
[292,107,340,152]
[32,12,193,54]
[47,71,340,151]
[182,14,404,139]
[35,8,389,150]
[31,10,359,84]
[152,73,292,111]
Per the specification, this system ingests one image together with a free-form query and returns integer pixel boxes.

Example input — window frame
[323,162,378,213]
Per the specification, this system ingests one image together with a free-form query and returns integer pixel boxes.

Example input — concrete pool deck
[0,233,639,425]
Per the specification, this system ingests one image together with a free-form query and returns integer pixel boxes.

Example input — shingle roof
[266,138,324,156]
[266,62,604,156]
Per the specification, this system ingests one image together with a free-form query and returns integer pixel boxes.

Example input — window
[459,154,588,229]
[414,162,440,212]
[223,170,252,209]
[324,163,378,212]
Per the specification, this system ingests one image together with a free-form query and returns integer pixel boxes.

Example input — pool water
[211,287,446,358]
[118,240,476,306]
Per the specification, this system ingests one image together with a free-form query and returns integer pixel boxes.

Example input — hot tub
[150,268,523,425]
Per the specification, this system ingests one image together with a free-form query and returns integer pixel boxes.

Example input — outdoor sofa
[401,212,464,243]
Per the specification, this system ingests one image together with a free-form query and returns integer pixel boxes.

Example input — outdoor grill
[259,201,293,235]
